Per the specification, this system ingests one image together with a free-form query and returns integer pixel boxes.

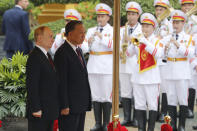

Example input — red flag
[139,44,156,73]
[0,120,2,128]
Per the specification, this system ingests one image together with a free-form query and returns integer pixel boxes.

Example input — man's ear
[68,31,73,38]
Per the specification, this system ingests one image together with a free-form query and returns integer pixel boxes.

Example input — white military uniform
[179,0,197,119]
[154,0,173,37]
[163,10,195,106]
[189,34,197,91]
[189,51,197,90]
[83,4,113,102]
[179,0,197,35]
[158,18,173,93]
[127,13,164,111]
[120,23,141,99]
[50,9,85,54]
[185,15,197,35]
[119,1,142,99]
[181,0,197,89]
[154,0,173,94]
[187,16,197,90]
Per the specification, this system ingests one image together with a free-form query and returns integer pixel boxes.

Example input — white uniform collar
[161,18,168,25]
[128,22,140,34]
[147,33,155,41]
[128,22,139,29]
[177,30,184,36]
[15,5,23,10]
[100,23,110,30]
[36,45,48,57]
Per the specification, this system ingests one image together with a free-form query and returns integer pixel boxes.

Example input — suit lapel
[35,47,56,72]
[64,42,85,71]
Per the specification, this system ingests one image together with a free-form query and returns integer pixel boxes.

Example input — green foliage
[0,0,34,14]
[76,0,99,20]
[29,18,97,41]
[0,0,14,34]
[29,19,65,41]
[29,5,43,20]
[30,0,98,6]
[0,52,28,119]
[83,19,97,29]
[26,2,35,11]
[0,0,14,14]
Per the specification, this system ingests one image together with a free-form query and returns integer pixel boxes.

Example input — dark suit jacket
[2,6,33,53]
[54,41,91,114]
[26,47,59,120]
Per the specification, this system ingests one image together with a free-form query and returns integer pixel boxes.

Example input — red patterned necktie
[76,47,84,67]
[47,52,55,69]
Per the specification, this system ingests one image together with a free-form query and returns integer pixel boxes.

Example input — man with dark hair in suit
[54,20,91,131]
[2,0,33,58]
[26,26,59,131]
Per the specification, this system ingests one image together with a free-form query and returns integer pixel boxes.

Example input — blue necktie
[176,34,179,40]
[129,28,133,34]
[100,27,103,33]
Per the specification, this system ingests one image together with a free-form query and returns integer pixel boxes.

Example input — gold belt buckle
[172,58,176,62]
[94,52,99,55]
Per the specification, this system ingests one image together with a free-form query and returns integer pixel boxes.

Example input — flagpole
[112,0,121,128]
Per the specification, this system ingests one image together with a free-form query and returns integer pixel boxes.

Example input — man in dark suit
[26,26,59,131]
[2,0,33,58]
[54,20,91,131]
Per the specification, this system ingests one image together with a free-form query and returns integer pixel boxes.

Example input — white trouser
[89,74,112,102]
[133,84,160,111]
[160,79,167,93]
[160,66,167,93]
[120,73,133,98]
[193,75,197,92]
[189,75,197,90]
[166,80,189,106]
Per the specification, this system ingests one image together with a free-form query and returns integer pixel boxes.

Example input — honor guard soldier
[191,36,197,130]
[180,0,197,119]
[163,10,195,131]
[83,3,113,131]
[154,0,173,122]
[50,9,85,54]
[119,1,142,127]
[154,0,173,38]
[180,0,197,35]
[127,13,164,131]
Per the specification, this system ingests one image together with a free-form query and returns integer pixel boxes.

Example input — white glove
[139,37,148,45]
